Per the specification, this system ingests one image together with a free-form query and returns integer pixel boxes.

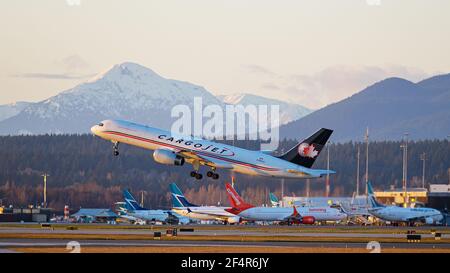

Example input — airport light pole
[356,145,360,196]
[140,190,147,208]
[326,141,331,197]
[420,152,426,189]
[364,128,369,196]
[447,135,450,185]
[281,148,285,207]
[306,179,310,199]
[41,173,50,208]
[400,133,409,207]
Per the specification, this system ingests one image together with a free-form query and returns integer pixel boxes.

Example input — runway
[0,227,448,239]
[1,224,449,253]
[1,238,450,250]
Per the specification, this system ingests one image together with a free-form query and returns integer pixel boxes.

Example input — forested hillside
[0,135,449,209]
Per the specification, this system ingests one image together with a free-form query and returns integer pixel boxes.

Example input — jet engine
[227,216,240,224]
[425,217,434,225]
[153,149,185,166]
[300,216,315,225]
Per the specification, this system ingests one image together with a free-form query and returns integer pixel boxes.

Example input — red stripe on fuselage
[103,131,279,171]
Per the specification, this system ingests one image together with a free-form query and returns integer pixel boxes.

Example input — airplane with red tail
[224,183,315,224]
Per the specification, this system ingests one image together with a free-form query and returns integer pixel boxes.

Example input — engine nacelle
[227,216,240,224]
[153,149,185,166]
[301,216,315,225]
[424,217,434,225]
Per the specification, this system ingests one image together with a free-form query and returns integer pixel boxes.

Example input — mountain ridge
[279,74,450,141]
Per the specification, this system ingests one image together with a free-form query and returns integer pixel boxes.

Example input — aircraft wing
[404,213,442,223]
[184,207,233,221]
[177,150,234,169]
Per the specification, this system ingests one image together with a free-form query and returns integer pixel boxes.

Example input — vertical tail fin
[277,128,333,168]
[269,192,280,207]
[225,183,253,214]
[169,183,198,208]
[123,189,145,211]
[367,181,385,208]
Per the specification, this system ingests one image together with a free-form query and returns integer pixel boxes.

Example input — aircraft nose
[91,125,100,135]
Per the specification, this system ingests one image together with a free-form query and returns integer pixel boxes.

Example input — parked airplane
[224,183,311,224]
[226,184,347,224]
[91,119,334,180]
[268,192,348,222]
[118,189,179,224]
[367,182,444,225]
[170,183,240,224]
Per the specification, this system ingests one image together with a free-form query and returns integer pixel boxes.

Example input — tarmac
[1,224,449,253]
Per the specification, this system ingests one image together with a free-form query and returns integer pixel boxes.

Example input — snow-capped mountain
[0,62,223,135]
[0,102,33,122]
[218,93,313,125]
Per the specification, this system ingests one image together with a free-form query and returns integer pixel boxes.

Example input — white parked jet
[367,182,444,225]
[225,183,346,224]
[91,119,334,180]
[170,183,240,224]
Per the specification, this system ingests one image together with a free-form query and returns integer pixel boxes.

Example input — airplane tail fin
[367,181,385,208]
[225,183,253,214]
[277,128,333,168]
[269,192,280,207]
[115,202,128,215]
[169,183,198,208]
[123,189,145,211]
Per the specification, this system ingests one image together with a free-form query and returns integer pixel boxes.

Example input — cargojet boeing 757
[91,119,334,180]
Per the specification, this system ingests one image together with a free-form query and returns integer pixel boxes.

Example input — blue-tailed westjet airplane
[91,119,335,180]
[170,183,239,224]
[118,189,178,224]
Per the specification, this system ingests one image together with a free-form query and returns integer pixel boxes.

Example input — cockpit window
[98,123,104,127]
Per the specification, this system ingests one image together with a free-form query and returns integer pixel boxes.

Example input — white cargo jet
[91,119,334,180]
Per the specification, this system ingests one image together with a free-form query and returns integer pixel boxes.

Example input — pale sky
[1,0,449,109]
